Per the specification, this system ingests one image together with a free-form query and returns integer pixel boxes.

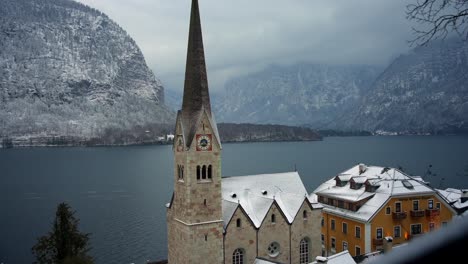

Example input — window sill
[197,180,213,184]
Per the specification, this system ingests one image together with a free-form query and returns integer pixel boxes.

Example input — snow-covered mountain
[0,0,174,141]
[214,63,381,128]
[342,38,468,134]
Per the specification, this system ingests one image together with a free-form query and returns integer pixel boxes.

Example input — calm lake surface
[1,136,468,264]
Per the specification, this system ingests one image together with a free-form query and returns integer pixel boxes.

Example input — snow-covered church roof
[313,163,440,222]
[222,172,321,229]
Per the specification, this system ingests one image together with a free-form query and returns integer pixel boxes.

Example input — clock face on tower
[196,134,212,151]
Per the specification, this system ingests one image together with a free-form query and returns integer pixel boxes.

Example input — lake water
[1,136,468,264]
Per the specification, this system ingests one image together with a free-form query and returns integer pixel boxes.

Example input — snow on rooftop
[253,258,278,264]
[436,188,468,210]
[222,172,310,228]
[311,250,356,264]
[222,200,238,229]
[313,164,436,222]
[351,176,368,184]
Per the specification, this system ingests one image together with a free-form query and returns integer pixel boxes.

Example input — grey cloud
[77,0,414,93]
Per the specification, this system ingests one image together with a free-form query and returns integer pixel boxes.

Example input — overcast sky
[76,0,414,93]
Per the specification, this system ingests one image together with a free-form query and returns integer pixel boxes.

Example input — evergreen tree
[32,202,93,264]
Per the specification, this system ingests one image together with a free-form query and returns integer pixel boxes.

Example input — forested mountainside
[214,63,381,128]
[341,38,468,134]
[0,0,174,145]
[218,123,321,142]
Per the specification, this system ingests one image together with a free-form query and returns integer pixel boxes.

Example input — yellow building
[313,163,457,257]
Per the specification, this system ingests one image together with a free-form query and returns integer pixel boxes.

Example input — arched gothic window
[232,248,244,264]
[303,210,307,219]
[300,238,310,264]
[196,165,201,180]
[178,165,184,180]
[202,165,207,179]
[208,165,212,179]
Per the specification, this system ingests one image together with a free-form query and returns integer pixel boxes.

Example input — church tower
[167,0,223,263]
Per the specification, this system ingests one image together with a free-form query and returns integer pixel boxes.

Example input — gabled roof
[179,107,222,149]
[313,164,437,222]
[222,172,318,228]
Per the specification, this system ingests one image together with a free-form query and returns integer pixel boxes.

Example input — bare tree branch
[406,0,468,46]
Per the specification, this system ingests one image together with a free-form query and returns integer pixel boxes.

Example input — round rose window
[268,242,280,257]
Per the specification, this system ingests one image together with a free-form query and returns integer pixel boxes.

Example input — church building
[166,1,323,263]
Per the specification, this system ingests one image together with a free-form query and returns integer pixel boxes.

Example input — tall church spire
[178,0,220,149]
[182,0,211,116]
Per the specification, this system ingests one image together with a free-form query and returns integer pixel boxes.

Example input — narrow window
[376,228,383,239]
[411,224,422,235]
[395,202,402,213]
[355,226,361,238]
[236,218,241,228]
[331,219,335,230]
[331,237,336,251]
[355,246,361,256]
[203,199,206,206]
[202,165,207,179]
[321,217,324,227]
[204,234,207,241]
[232,248,244,264]
[386,206,391,215]
[208,165,212,179]
[303,210,307,219]
[271,214,276,223]
[343,241,348,251]
[342,222,348,234]
[394,226,401,238]
[436,202,441,209]
[321,234,324,245]
[413,200,419,211]
[428,199,434,209]
[299,238,309,264]
[196,165,201,180]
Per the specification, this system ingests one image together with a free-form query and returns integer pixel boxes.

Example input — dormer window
[335,175,350,187]
[350,182,363,190]
[350,176,366,190]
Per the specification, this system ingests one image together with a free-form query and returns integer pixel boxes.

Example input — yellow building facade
[315,164,456,257]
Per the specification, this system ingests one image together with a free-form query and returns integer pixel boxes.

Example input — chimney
[383,236,393,254]
[359,163,367,175]
[461,190,468,203]
[315,256,328,263]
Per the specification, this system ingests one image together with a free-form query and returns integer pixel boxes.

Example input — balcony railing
[373,238,384,246]
[426,209,440,217]
[410,210,425,217]
[392,211,407,219]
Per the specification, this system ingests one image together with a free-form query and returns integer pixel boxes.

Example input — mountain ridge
[0,0,174,142]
